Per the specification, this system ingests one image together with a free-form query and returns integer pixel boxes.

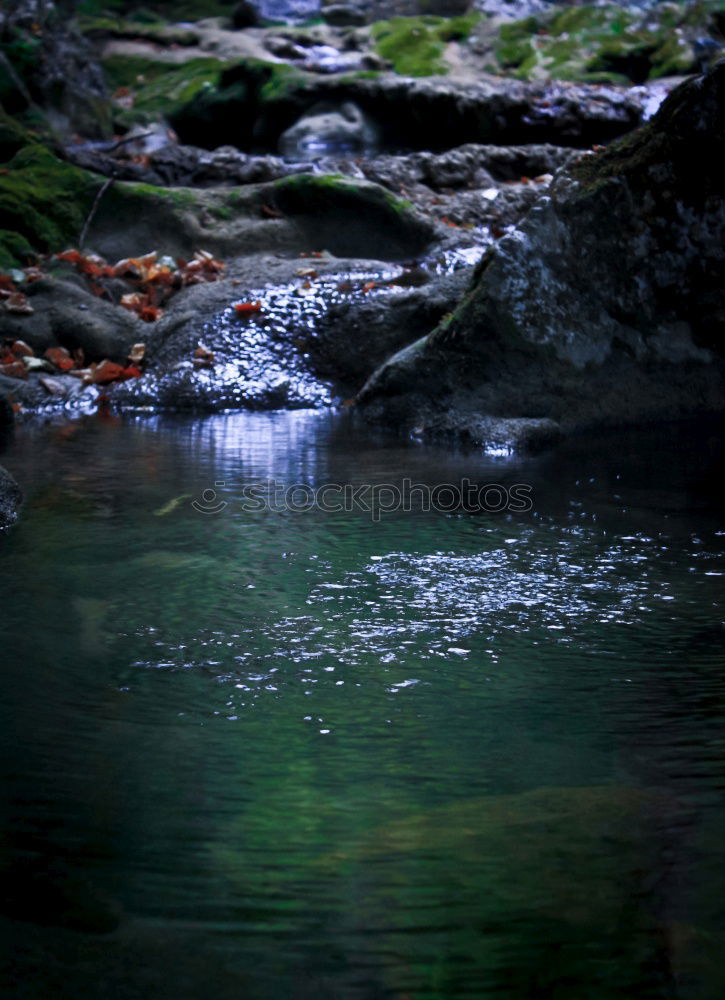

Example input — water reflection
[0,413,723,998]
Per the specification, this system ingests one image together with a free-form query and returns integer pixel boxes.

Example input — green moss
[102,55,227,117]
[0,145,98,267]
[372,17,448,77]
[499,16,540,42]
[0,109,35,163]
[650,33,697,78]
[493,2,706,84]
[271,173,416,218]
[79,17,199,46]
[370,13,480,77]
[496,37,535,69]
[0,230,35,270]
[437,11,482,42]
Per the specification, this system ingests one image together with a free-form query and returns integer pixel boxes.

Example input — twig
[106,130,156,154]
[79,176,114,250]
[0,50,35,110]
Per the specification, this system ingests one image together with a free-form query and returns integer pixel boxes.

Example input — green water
[0,412,723,999]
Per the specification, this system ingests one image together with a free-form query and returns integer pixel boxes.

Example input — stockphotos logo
[192,478,533,520]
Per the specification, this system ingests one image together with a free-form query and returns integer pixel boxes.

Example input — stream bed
[1,411,724,998]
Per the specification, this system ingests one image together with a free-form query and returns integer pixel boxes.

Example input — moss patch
[372,14,480,77]
[166,59,307,150]
[490,3,703,83]
[102,54,228,126]
[0,145,99,268]
[269,173,432,258]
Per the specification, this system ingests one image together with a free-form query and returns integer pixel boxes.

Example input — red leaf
[234,301,263,315]
[90,359,127,384]
[0,361,27,379]
[44,346,75,371]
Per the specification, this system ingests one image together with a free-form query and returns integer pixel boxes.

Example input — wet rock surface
[357,63,725,451]
[0,277,141,362]
[0,462,22,528]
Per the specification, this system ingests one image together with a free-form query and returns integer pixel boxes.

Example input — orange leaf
[361,281,376,294]
[44,346,75,371]
[4,292,33,314]
[234,301,263,315]
[194,343,215,362]
[89,359,126,384]
[11,340,34,358]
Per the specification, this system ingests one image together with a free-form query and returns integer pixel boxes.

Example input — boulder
[278,100,380,158]
[232,1,262,28]
[357,63,725,451]
[0,463,21,529]
[321,4,367,27]
[0,277,141,363]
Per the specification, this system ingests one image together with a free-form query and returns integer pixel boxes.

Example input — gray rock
[0,277,141,362]
[0,463,21,529]
[257,0,321,21]
[322,4,367,27]
[278,100,380,158]
[358,64,725,451]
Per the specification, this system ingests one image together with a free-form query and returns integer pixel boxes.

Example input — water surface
[1,412,723,998]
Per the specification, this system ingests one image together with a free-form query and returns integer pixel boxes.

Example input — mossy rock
[79,16,201,47]
[269,173,435,258]
[168,59,307,150]
[0,109,36,163]
[372,14,479,77]
[491,3,707,84]
[372,18,446,77]
[0,145,99,268]
[102,54,230,130]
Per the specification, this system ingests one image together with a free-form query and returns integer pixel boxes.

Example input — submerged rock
[358,63,725,451]
[0,463,21,529]
[278,99,381,157]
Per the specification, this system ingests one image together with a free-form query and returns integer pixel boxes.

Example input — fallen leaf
[11,340,34,357]
[0,361,27,379]
[88,359,127,385]
[23,356,54,373]
[4,292,33,315]
[127,343,146,364]
[44,346,75,371]
[234,301,263,315]
[361,281,376,294]
[194,343,215,362]
[154,493,192,517]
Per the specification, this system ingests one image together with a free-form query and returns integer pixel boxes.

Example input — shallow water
[1,412,723,999]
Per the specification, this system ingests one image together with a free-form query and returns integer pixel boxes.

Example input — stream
[1,410,723,998]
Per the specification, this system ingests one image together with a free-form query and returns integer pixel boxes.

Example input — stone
[0,463,21,529]
[321,4,367,27]
[0,277,141,362]
[278,100,380,158]
[232,1,262,28]
[357,63,725,451]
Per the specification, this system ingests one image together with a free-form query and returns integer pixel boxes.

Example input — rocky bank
[1,0,724,459]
